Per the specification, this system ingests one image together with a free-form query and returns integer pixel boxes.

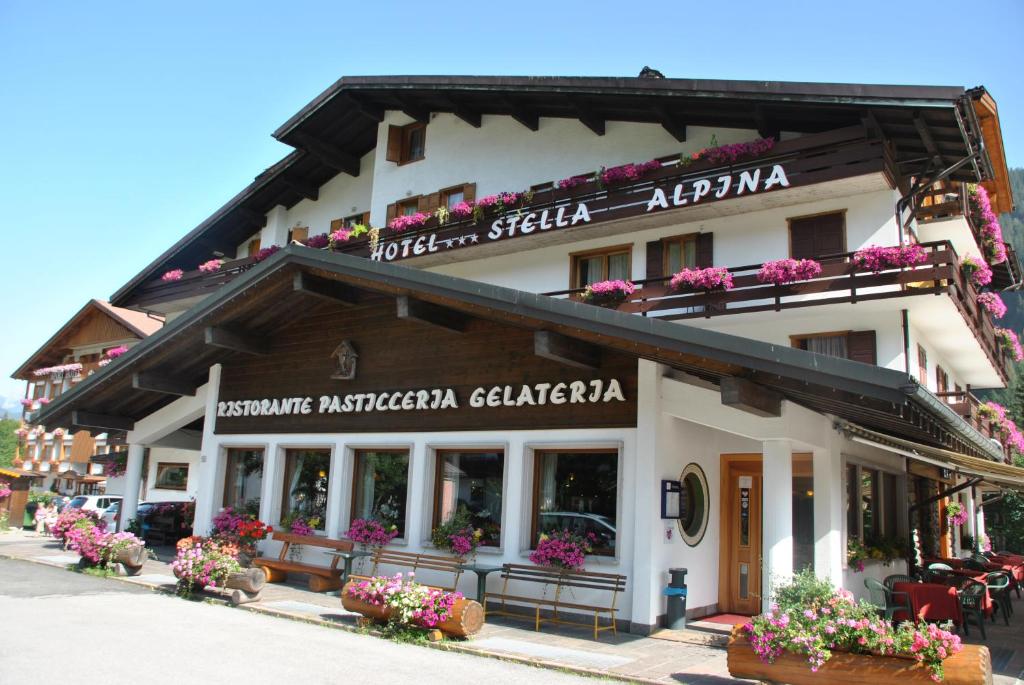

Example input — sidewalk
[0,530,740,685]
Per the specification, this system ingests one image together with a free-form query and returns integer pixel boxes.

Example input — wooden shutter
[386,125,403,163]
[790,212,845,259]
[330,218,343,232]
[247,238,261,257]
[360,211,371,225]
[386,203,398,223]
[696,232,714,267]
[462,183,476,203]
[790,220,815,259]
[288,226,309,243]
[646,240,664,279]
[847,330,877,365]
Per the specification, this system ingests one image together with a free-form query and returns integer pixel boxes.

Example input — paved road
[0,558,615,684]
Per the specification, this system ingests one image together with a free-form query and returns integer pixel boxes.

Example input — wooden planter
[727,624,993,685]
[171,565,267,606]
[113,544,147,575]
[341,582,484,638]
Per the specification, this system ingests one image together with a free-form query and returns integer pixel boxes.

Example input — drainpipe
[901,309,911,375]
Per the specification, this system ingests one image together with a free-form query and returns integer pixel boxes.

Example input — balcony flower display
[32,363,83,378]
[995,327,1024,362]
[529,529,596,570]
[253,245,281,263]
[959,254,993,288]
[52,428,65,438]
[13,427,28,439]
[670,266,734,292]
[967,184,1008,265]
[684,136,775,166]
[161,269,184,282]
[105,345,129,360]
[105,454,127,478]
[978,401,1024,455]
[329,224,368,246]
[388,212,431,233]
[556,173,593,190]
[852,243,928,272]
[347,518,399,549]
[756,258,823,285]
[345,572,462,629]
[945,501,968,527]
[448,201,474,220]
[580,279,636,307]
[977,292,1007,319]
[37,397,50,405]
[742,572,962,682]
[19,398,34,408]
[302,233,329,249]
[599,159,662,185]
[198,258,223,273]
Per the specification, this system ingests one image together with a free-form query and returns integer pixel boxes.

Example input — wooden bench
[351,548,464,592]
[253,531,353,592]
[483,564,626,640]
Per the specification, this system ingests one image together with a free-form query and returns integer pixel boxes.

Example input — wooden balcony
[129,256,258,309]
[934,389,1013,460]
[542,240,1010,384]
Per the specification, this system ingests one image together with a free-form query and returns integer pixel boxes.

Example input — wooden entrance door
[718,455,763,615]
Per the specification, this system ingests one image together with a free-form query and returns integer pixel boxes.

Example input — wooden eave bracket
[396,295,467,332]
[720,376,783,418]
[533,331,601,370]
[290,132,360,177]
[131,372,197,397]
[204,326,270,355]
[654,105,687,142]
[293,272,360,306]
[279,174,320,201]
[71,410,135,432]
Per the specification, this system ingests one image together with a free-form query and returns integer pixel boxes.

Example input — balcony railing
[541,240,1010,383]
[130,256,258,308]
[934,389,1013,460]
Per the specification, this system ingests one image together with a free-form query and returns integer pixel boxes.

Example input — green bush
[773,568,836,611]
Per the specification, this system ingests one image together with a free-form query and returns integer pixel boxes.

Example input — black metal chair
[956,579,988,639]
[963,558,989,573]
[985,571,1013,626]
[865,577,911,622]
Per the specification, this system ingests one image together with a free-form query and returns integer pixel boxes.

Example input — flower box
[340,580,484,638]
[727,624,992,685]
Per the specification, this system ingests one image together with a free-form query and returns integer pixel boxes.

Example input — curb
[0,546,665,684]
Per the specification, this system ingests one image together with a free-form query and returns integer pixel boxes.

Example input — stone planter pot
[727,625,992,685]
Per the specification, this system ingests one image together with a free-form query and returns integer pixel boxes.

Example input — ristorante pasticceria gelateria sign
[369,163,790,263]
[217,378,627,418]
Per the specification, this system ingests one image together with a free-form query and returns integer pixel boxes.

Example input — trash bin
[24,501,39,530]
[664,567,688,630]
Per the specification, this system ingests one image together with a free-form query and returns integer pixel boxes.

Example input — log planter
[113,543,147,575]
[171,565,267,606]
[727,624,993,685]
[341,581,484,639]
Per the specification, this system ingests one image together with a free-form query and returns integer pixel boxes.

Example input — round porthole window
[677,463,709,546]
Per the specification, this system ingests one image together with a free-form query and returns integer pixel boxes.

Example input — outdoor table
[893,581,962,625]
[326,549,374,586]
[457,562,503,601]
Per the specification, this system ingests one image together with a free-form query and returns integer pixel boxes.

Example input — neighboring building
[10,299,163,494]
[37,73,1024,632]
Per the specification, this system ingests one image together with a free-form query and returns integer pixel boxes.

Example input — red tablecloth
[893,582,963,624]
[987,558,1024,583]
[941,571,994,616]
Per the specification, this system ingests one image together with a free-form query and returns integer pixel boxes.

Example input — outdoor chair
[884,574,915,593]
[865,577,911,622]
[963,558,989,573]
[957,579,988,639]
[925,562,953,582]
[985,572,1013,626]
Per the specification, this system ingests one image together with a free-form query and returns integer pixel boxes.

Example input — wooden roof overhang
[43,246,1004,462]
[110,75,1010,309]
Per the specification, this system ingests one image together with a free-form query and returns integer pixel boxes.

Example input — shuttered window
[247,238,262,258]
[917,345,928,386]
[571,245,632,288]
[792,330,876,365]
[385,122,426,164]
[441,183,476,209]
[287,226,309,243]
[789,212,845,260]
[646,232,712,280]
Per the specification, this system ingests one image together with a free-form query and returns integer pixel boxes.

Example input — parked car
[67,495,121,515]
[138,501,195,545]
[101,500,148,531]
[539,511,617,550]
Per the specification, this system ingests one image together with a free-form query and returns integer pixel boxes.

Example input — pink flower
[302,233,329,249]
[995,328,1024,362]
[852,244,927,272]
[253,245,280,263]
[978,292,1007,318]
[757,258,822,285]
[161,269,184,282]
[198,259,223,274]
[670,266,734,291]
[388,212,431,233]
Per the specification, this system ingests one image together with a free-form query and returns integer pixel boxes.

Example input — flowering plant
[968,184,1007,265]
[171,538,242,597]
[65,517,108,564]
[161,269,184,282]
[599,159,661,185]
[105,345,129,360]
[13,427,29,439]
[979,534,992,552]
[846,537,869,572]
[959,255,993,288]
[32,363,83,378]
[852,244,928,272]
[98,531,144,567]
[756,258,822,285]
[995,328,1024,362]
[346,573,462,628]
[670,266,734,292]
[529,529,596,570]
[288,515,318,537]
[685,136,775,166]
[431,507,485,557]
[253,245,281,263]
[978,402,1024,455]
[330,224,368,245]
[198,259,223,274]
[301,233,329,249]
[977,292,1007,319]
[744,580,962,681]
[388,212,431,233]
[19,398,34,408]
[212,506,273,549]
[945,501,968,527]
[105,454,127,478]
[0,481,10,499]
[51,507,101,543]
[52,428,65,438]
[556,174,593,190]
[580,279,636,305]
[448,201,474,220]
[347,518,399,548]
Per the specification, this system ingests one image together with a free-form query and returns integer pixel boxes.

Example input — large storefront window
[352,450,409,537]
[846,462,903,545]
[281,449,330,531]
[792,454,814,572]
[223,448,264,514]
[533,449,618,555]
[434,450,503,546]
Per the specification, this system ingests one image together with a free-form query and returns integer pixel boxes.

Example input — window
[846,462,902,545]
[936,366,949,395]
[792,330,876,365]
[223,448,264,513]
[281,449,330,530]
[678,463,709,547]
[386,122,426,164]
[664,234,698,275]
[792,455,814,572]
[352,450,409,537]
[247,238,262,258]
[287,226,308,243]
[918,345,928,387]
[845,464,859,539]
[154,463,189,491]
[789,211,845,260]
[433,450,504,547]
[571,246,631,288]
[533,449,618,555]
[861,468,878,539]
[440,183,476,210]
[398,198,419,216]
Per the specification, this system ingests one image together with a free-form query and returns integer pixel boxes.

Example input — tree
[0,418,19,467]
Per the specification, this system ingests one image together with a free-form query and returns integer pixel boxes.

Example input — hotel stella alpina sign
[368,163,791,263]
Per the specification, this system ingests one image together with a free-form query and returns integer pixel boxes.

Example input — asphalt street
[0,557,616,685]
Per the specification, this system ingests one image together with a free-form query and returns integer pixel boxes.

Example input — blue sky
[0,0,1021,410]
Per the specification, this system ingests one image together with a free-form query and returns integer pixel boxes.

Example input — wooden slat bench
[351,548,464,592]
[483,564,626,640]
[253,531,353,592]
